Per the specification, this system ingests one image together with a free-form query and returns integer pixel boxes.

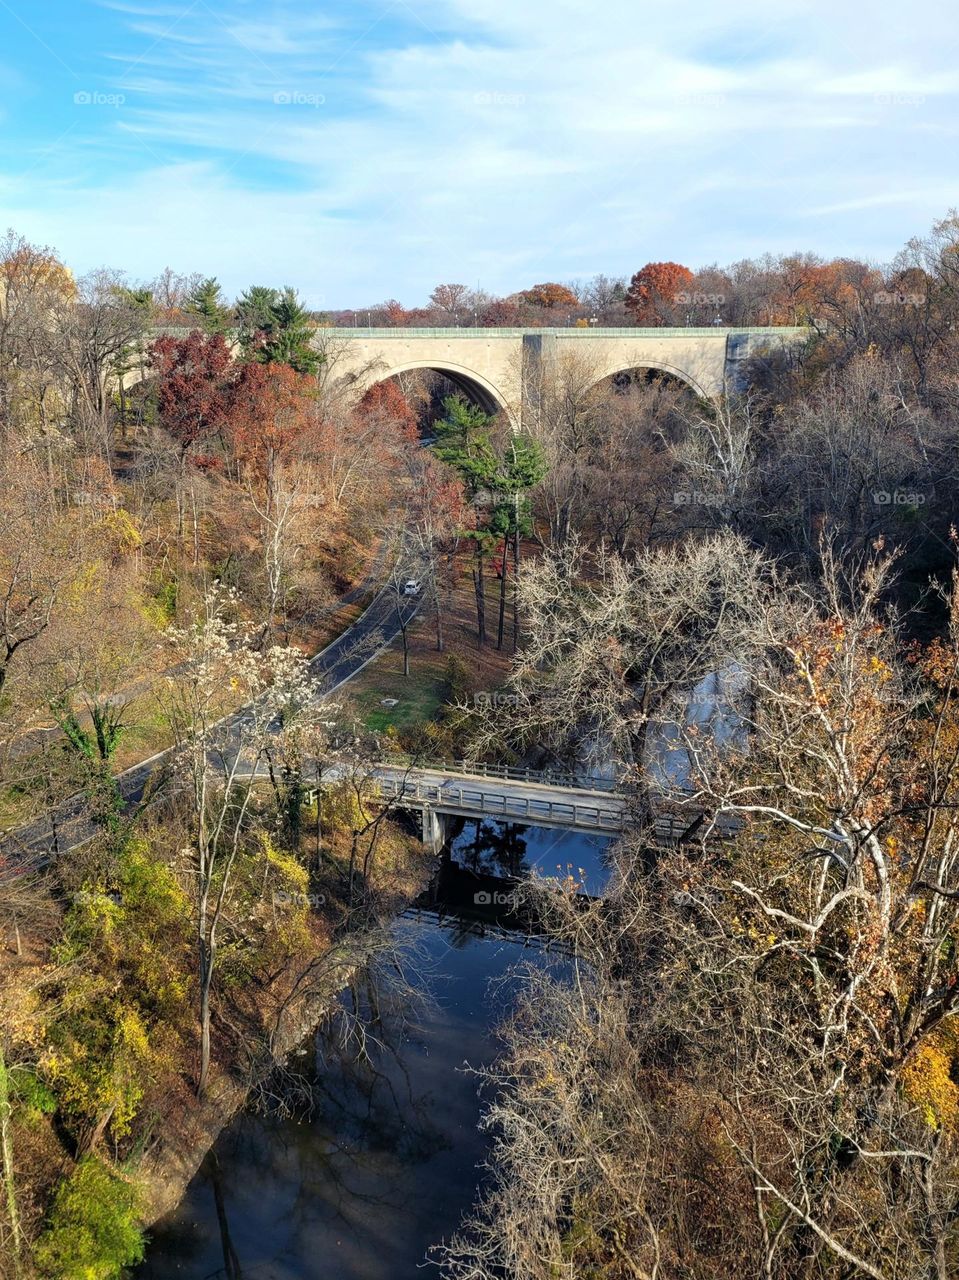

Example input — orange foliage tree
[357,379,419,441]
[624,261,694,325]
[518,282,579,311]
[226,361,316,483]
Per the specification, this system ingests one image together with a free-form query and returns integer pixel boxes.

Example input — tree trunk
[283,765,303,850]
[197,925,213,1098]
[191,485,200,567]
[496,538,509,651]
[117,372,127,440]
[0,1043,23,1278]
[512,523,521,652]
[473,544,487,644]
[434,582,444,653]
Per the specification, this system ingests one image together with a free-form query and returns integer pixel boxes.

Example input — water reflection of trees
[451,819,529,878]
[209,950,452,1262]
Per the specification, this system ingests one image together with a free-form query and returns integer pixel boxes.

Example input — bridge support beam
[421,806,448,854]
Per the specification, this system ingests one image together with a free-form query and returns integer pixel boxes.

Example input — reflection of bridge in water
[368,761,729,950]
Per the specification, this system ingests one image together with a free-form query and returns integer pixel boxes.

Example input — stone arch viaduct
[323,325,808,422]
[135,326,809,423]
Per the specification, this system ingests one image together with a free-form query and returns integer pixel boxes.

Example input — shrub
[33,1157,144,1280]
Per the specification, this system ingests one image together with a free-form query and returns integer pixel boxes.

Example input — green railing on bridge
[319,325,811,339]
[145,325,811,342]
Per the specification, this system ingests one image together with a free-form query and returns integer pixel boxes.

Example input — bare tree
[162,588,323,1096]
[53,269,147,460]
[429,283,470,325]
[467,532,779,791]
[445,547,959,1280]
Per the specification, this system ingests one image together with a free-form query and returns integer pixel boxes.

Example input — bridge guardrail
[379,757,621,793]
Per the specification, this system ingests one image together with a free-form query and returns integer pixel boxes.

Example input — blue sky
[1,0,957,307]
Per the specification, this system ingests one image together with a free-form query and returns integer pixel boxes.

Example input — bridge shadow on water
[405,815,602,953]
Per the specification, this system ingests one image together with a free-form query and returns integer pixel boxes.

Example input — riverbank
[132,819,436,1228]
[138,822,613,1278]
[135,937,366,1227]
[0,800,434,1279]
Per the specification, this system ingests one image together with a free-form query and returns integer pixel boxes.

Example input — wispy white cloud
[1,0,957,302]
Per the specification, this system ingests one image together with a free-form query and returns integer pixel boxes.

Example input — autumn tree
[429,283,470,324]
[150,330,233,539]
[226,362,317,636]
[0,231,74,446]
[479,299,522,327]
[153,325,235,460]
[40,517,152,824]
[444,548,959,1280]
[163,587,322,1097]
[53,269,147,460]
[518,282,579,312]
[356,379,419,440]
[624,260,695,325]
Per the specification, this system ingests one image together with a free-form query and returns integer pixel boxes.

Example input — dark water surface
[138,823,610,1280]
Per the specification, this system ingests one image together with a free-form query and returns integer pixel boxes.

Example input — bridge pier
[421,806,448,854]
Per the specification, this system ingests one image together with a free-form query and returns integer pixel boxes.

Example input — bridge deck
[367,763,733,846]
[374,765,627,832]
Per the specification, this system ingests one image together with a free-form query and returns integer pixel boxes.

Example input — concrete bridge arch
[329,327,808,426]
[352,358,512,419]
[583,357,711,401]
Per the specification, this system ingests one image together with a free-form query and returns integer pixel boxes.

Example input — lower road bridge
[369,761,626,851]
[350,760,737,851]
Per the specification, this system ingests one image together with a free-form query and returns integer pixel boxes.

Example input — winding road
[0,578,420,864]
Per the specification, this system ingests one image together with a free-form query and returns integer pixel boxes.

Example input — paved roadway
[0,582,420,864]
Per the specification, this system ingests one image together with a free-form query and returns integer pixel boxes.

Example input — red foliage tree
[226,361,316,481]
[624,262,695,325]
[480,299,523,327]
[381,299,408,327]
[150,331,233,461]
[357,380,419,441]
